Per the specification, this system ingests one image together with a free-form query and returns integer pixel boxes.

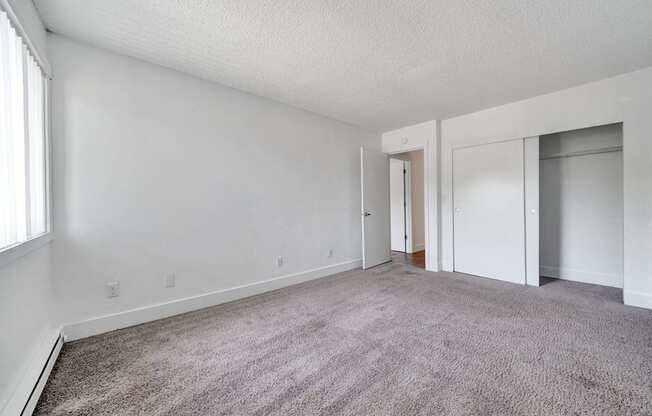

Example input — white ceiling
[35,0,652,131]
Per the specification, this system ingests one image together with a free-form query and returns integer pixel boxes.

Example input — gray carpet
[35,263,652,415]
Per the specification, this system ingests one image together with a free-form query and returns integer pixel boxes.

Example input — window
[0,10,50,253]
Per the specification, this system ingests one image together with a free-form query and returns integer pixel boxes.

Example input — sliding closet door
[453,140,525,284]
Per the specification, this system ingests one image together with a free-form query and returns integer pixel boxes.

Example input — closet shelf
[540,145,622,160]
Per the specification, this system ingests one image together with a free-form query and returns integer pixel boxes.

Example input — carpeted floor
[36,263,652,416]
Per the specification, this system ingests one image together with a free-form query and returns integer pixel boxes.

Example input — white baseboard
[63,259,362,341]
[2,328,62,416]
[624,290,652,310]
[539,265,622,289]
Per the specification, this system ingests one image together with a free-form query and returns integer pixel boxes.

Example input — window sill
[0,232,54,270]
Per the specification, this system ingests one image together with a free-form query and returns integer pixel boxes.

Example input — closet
[539,123,624,288]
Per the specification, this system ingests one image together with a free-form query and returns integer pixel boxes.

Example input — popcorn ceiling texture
[34,0,652,130]
[36,264,652,415]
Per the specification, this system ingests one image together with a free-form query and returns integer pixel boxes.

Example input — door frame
[404,160,414,253]
[382,120,439,272]
[389,158,407,252]
[387,146,430,265]
[389,158,414,253]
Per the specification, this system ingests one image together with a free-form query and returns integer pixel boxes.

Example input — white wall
[439,67,652,309]
[539,124,623,288]
[0,247,55,413]
[48,35,379,335]
[382,121,432,154]
[0,1,56,413]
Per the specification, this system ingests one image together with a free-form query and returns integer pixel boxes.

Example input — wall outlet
[106,281,120,298]
[328,249,334,258]
[276,256,284,267]
[165,273,176,288]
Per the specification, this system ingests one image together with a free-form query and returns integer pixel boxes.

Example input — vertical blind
[0,9,48,251]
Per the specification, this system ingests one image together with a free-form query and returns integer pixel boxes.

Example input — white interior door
[361,147,391,269]
[453,140,525,284]
[390,159,406,252]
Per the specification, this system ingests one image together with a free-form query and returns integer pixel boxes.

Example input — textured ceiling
[35,0,652,131]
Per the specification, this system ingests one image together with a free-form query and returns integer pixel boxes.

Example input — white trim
[1,327,62,416]
[385,144,424,155]
[63,259,362,341]
[21,334,62,416]
[540,265,623,289]
[0,0,51,77]
[360,148,368,268]
[404,160,413,254]
[413,243,425,252]
[624,290,652,310]
[44,78,53,236]
[0,232,53,269]
[0,37,53,272]
[425,121,440,272]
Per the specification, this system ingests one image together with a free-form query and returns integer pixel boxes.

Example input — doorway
[389,150,425,269]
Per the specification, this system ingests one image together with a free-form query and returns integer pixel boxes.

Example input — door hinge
[404,235,408,240]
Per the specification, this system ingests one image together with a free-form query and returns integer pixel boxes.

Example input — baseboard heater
[19,333,63,416]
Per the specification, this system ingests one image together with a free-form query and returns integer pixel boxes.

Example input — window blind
[0,10,48,251]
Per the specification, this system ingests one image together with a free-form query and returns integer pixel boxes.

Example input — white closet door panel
[524,137,540,287]
[453,140,525,284]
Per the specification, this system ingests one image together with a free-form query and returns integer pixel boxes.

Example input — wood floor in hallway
[391,250,425,269]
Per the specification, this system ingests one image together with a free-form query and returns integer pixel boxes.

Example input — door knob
[363,212,372,217]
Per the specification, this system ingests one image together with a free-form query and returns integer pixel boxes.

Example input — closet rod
[540,145,622,161]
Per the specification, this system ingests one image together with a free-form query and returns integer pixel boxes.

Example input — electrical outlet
[328,249,334,258]
[106,281,120,298]
[276,256,284,267]
[165,273,176,288]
